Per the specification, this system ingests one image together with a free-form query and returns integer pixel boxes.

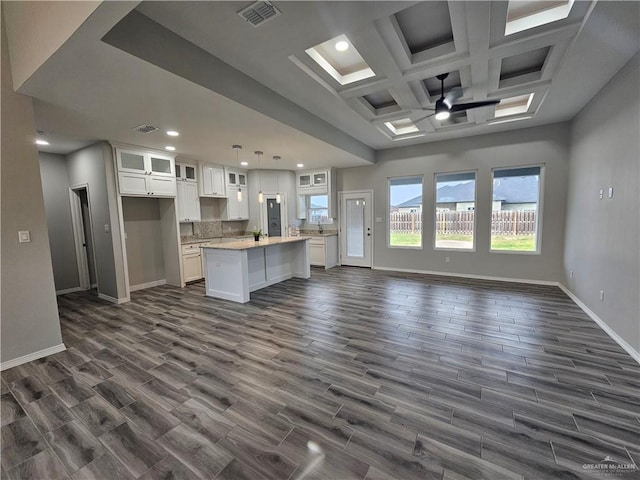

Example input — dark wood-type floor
[1,267,639,480]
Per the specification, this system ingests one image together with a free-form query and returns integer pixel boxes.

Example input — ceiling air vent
[132,124,159,134]
[238,1,281,27]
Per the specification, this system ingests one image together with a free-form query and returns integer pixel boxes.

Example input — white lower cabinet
[181,243,204,283]
[309,235,338,269]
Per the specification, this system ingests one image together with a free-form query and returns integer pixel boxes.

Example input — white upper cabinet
[223,187,249,220]
[176,162,201,222]
[226,168,248,187]
[297,169,329,194]
[176,181,201,222]
[116,148,176,197]
[176,163,197,182]
[199,164,226,197]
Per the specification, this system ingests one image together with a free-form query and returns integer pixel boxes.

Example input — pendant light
[232,145,243,202]
[256,151,264,204]
[273,155,281,204]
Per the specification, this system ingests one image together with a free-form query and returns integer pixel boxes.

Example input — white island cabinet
[201,237,310,303]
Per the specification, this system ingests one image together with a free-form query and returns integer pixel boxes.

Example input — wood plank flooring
[2,267,639,480]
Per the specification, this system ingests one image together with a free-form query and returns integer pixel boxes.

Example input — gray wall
[122,197,165,287]
[66,142,124,300]
[39,152,79,291]
[565,53,640,353]
[1,18,64,364]
[339,123,570,282]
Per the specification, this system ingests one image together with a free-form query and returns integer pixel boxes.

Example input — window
[389,176,423,248]
[491,166,542,252]
[435,172,476,250]
[308,195,332,224]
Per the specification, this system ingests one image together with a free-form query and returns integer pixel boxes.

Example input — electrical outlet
[599,189,604,200]
[104,224,110,233]
[445,257,450,263]
[18,231,31,243]
[600,290,605,302]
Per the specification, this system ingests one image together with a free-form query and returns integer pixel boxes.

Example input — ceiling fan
[416,73,500,122]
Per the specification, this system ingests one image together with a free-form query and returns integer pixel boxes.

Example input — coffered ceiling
[11,1,640,168]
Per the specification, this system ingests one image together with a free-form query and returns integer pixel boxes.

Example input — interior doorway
[69,186,98,291]
[261,194,288,237]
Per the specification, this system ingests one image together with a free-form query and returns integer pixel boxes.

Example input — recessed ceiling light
[36,139,50,146]
[240,161,249,166]
[306,34,374,85]
[297,163,304,168]
[166,130,179,137]
[165,146,176,151]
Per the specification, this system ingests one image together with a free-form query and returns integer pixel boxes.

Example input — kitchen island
[201,237,310,303]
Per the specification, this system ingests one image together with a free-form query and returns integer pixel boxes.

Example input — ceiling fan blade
[450,100,500,112]
[413,113,435,123]
[443,87,463,108]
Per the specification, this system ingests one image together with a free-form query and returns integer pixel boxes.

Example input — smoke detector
[238,1,281,27]
[132,124,159,134]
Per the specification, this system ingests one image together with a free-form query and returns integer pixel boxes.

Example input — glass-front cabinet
[298,174,312,187]
[176,163,197,182]
[297,170,328,191]
[115,148,176,197]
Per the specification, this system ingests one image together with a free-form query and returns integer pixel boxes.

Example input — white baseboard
[372,266,559,286]
[129,279,166,292]
[558,284,640,364]
[56,287,84,295]
[1,343,67,371]
[97,293,129,304]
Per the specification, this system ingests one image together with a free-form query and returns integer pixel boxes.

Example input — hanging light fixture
[256,151,264,204]
[232,145,243,202]
[273,155,281,204]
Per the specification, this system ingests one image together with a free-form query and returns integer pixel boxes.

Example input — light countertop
[201,236,310,251]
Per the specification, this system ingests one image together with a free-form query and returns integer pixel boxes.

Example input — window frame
[387,175,424,250]
[433,170,478,252]
[307,194,333,225]
[489,164,544,255]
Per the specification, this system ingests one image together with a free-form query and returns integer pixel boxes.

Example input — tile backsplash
[181,220,249,241]
[194,221,223,238]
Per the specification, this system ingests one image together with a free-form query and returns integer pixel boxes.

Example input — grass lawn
[490,235,536,251]
[390,232,536,251]
[390,232,421,246]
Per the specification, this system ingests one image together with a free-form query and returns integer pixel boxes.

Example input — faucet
[317,221,323,234]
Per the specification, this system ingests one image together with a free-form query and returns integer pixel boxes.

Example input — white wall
[1,17,64,365]
[39,152,79,291]
[565,53,640,354]
[340,123,570,282]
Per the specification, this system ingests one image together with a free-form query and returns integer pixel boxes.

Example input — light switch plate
[104,224,110,233]
[375,217,382,223]
[18,231,31,243]
[608,187,614,198]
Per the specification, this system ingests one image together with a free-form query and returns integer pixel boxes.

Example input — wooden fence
[390,210,536,235]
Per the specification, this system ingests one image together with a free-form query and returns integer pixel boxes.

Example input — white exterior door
[340,191,373,267]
